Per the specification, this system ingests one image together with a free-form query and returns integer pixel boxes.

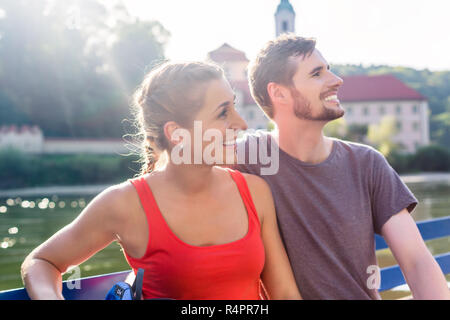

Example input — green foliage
[0,0,169,138]
[323,118,347,138]
[386,145,450,173]
[344,124,368,143]
[267,120,276,131]
[386,151,414,174]
[0,149,141,189]
[367,116,399,157]
[410,145,450,172]
[0,148,33,187]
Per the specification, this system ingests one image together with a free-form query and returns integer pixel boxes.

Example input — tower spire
[275,0,296,37]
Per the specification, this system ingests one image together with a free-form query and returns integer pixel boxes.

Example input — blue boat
[1,216,449,300]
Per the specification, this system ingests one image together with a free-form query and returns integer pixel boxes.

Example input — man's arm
[381,209,450,299]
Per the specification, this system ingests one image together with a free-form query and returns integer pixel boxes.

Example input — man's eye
[313,72,320,77]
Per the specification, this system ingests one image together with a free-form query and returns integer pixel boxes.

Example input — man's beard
[290,87,344,121]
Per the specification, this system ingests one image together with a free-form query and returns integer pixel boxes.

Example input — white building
[43,138,128,154]
[0,125,128,154]
[339,74,430,153]
[0,125,44,154]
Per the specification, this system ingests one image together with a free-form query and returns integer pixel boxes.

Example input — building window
[412,122,419,131]
[396,105,402,114]
[363,106,369,116]
[412,105,419,113]
[346,107,352,115]
[282,21,288,32]
[248,110,254,120]
[396,121,402,131]
[379,105,385,115]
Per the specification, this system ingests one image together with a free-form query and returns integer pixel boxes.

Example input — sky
[122,0,450,71]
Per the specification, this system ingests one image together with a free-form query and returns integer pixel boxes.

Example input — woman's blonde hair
[130,61,224,175]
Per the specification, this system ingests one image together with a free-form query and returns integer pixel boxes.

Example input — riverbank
[400,172,450,184]
[1,172,450,198]
[0,184,111,198]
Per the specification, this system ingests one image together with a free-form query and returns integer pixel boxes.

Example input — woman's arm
[21,184,128,300]
[244,174,302,300]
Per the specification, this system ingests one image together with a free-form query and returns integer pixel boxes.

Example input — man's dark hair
[248,34,316,119]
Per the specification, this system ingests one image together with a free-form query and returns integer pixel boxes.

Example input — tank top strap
[225,168,261,228]
[127,175,169,260]
[128,176,159,224]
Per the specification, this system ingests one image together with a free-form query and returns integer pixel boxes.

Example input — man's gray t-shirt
[235,132,418,300]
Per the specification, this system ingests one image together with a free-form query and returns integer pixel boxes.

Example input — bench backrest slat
[375,216,450,250]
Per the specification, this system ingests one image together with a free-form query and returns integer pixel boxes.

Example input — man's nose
[331,72,343,87]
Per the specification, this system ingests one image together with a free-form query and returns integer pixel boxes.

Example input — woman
[21,61,302,300]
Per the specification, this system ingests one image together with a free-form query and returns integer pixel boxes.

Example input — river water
[0,177,449,299]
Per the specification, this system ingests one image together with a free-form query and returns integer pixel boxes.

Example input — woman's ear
[163,121,183,146]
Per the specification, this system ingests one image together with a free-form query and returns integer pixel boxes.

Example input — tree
[0,0,170,138]
[411,145,450,172]
[367,116,400,157]
[109,19,170,93]
[324,118,347,139]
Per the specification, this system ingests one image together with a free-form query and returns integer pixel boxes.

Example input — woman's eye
[218,107,229,119]
[313,72,320,77]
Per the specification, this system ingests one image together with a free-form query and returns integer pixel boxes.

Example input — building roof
[207,43,249,63]
[339,74,426,102]
[276,0,295,15]
[0,125,42,134]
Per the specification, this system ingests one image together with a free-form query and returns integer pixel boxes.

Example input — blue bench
[1,216,449,300]
[375,215,450,292]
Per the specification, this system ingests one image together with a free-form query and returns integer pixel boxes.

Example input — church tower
[275,0,296,37]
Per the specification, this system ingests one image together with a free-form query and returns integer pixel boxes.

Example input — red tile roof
[339,74,425,102]
[0,125,41,134]
[207,43,249,62]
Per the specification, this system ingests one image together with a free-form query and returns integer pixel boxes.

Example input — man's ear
[267,82,290,106]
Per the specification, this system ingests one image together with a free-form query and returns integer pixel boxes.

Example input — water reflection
[0,182,449,299]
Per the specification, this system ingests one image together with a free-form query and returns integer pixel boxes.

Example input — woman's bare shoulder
[240,172,271,195]
[87,178,142,226]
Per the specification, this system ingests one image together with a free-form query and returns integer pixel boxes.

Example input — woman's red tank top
[123,168,266,300]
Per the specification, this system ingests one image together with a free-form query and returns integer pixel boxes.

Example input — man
[235,34,449,299]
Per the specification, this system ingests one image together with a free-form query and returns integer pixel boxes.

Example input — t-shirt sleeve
[370,149,418,235]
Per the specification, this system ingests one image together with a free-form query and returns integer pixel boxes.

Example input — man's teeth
[324,94,338,101]
[223,141,236,146]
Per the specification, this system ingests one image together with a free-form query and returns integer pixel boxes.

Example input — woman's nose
[233,111,248,131]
